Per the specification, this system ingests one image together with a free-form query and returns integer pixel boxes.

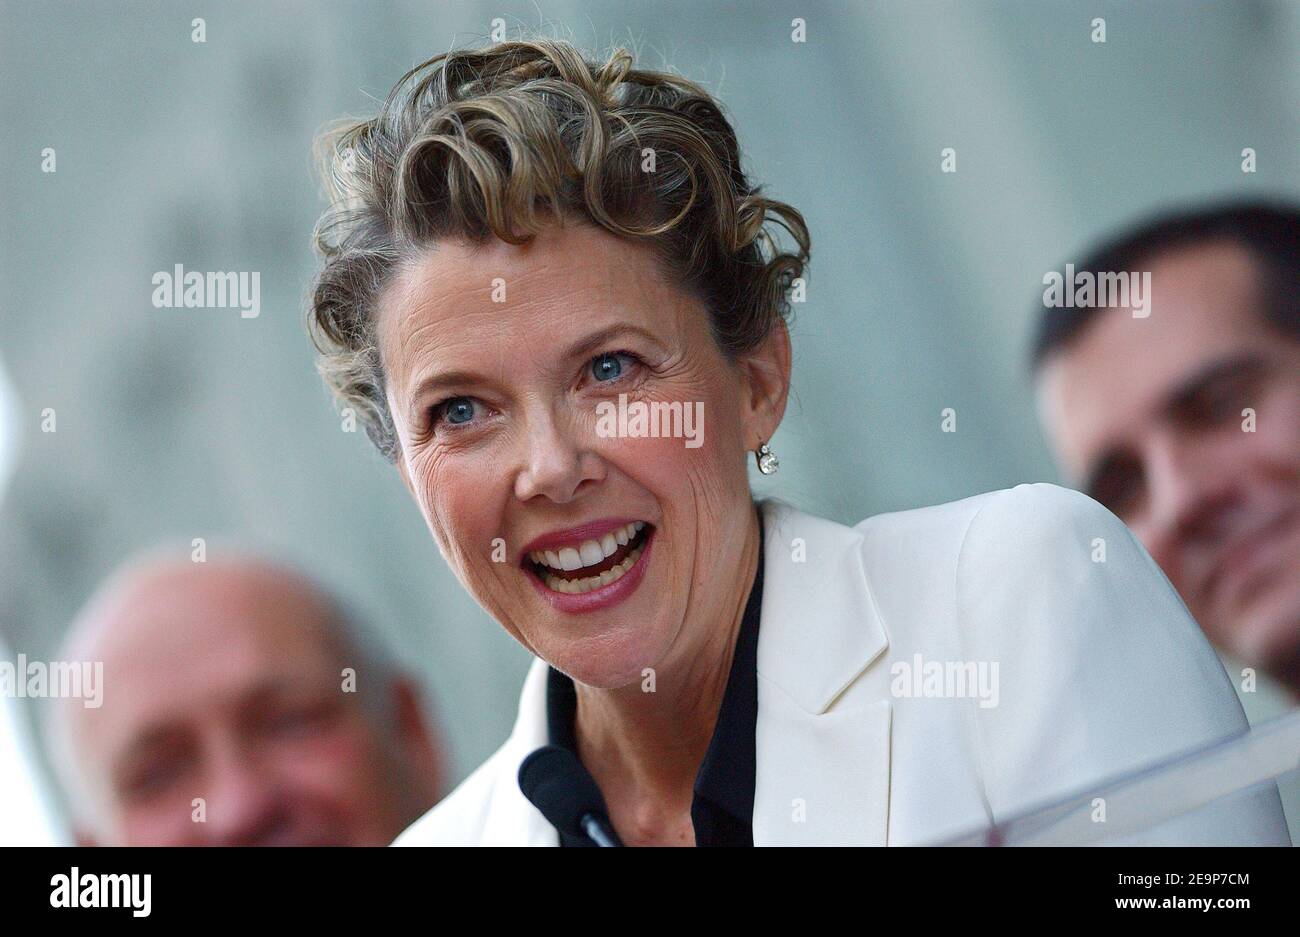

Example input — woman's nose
[513,412,606,504]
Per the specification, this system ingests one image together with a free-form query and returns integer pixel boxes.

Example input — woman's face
[376,222,786,688]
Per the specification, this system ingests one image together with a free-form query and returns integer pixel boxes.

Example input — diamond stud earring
[755,442,779,475]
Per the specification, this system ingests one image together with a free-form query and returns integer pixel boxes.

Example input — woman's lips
[523,524,655,613]
[520,517,646,555]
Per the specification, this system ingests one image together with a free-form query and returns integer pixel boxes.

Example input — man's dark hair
[1031,200,1300,370]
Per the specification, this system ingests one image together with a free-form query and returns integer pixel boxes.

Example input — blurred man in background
[1033,202,1300,697]
[45,552,444,845]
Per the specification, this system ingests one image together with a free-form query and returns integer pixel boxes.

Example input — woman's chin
[540,628,672,690]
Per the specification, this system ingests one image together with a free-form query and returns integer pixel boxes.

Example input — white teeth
[542,544,645,595]
[530,522,648,572]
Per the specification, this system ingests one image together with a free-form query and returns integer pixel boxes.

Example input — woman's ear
[738,320,792,450]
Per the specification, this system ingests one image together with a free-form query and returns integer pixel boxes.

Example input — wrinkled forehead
[1036,243,1271,479]
[375,226,692,389]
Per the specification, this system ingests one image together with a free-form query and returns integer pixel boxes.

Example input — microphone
[518,746,623,847]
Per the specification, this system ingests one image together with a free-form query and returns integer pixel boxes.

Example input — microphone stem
[580,813,621,847]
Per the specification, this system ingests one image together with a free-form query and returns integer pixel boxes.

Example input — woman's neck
[571,503,762,842]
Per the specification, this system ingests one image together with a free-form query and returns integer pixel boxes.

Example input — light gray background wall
[2,0,1298,808]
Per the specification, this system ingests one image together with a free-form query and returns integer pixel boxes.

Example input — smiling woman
[306,38,1290,847]
[309,38,808,464]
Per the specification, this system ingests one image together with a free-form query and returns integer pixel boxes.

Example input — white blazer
[395,483,1290,846]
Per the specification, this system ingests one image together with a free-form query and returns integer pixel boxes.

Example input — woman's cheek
[424,453,512,596]
[408,449,471,571]
[406,451,441,532]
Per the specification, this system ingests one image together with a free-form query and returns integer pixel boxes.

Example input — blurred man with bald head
[46,552,443,846]
[1034,202,1300,695]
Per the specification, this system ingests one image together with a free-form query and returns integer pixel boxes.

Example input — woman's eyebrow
[405,369,489,417]
[561,323,663,362]
[404,323,664,417]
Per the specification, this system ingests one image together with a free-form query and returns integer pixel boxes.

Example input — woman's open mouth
[524,521,653,594]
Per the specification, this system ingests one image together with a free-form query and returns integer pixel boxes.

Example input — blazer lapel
[481,657,559,846]
[484,501,893,846]
[752,500,893,845]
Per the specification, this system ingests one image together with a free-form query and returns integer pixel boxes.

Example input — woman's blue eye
[442,397,476,425]
[591,353,624,382]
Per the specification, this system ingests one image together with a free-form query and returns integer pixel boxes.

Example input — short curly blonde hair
[308,38,810,461]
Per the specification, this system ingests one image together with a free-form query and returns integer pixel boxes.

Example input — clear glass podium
[936,710,1300,846]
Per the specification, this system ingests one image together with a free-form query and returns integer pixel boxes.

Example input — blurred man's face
[1038,241,1300,689]
[65,566,438,845]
